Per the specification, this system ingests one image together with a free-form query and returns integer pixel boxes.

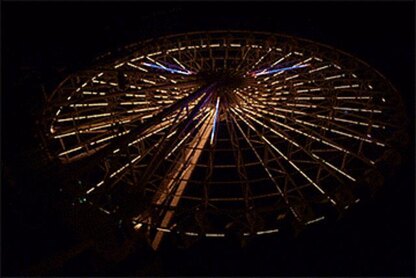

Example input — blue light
[142,62,193,75]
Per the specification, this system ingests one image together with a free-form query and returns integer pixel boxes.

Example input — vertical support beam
[150,110,215,250]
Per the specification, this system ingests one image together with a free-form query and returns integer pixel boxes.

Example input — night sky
[2,1,415,276]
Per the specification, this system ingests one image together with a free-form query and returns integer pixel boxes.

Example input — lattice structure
[42,31,407,250]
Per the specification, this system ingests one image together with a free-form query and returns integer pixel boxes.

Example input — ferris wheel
[42,31,408,250]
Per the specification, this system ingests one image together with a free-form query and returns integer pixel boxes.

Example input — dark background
[2,1,415,276]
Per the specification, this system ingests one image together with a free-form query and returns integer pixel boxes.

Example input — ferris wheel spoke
[226,109,305,207]
[269,103,387,145]
[244,104,376,165]
[164,109,212,160]
[244,47,273,74]
[233,106,357,183]
[60,83,213,166]
[254,101,388,130]
[142,56,196,75]
[229,110,303,220]
[55,108,183,157]
[128,86,215,200]
[236,90,387,148]
[224,111,255,208]
[235,46,252,72]
[51,79,203,109]
[144,109,215,250]
[234,92,376,166]
[153,109,215,207]
[231,108,338,207]
[263,105,386,148]
[251,52,306,79]
[85,106,193,195]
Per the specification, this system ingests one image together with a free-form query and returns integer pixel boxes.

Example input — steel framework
[42,31,408,250]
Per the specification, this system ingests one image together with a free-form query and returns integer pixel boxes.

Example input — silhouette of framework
[42,31,408,250]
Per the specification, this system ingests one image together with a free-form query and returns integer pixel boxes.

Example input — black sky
[2,1,415,276]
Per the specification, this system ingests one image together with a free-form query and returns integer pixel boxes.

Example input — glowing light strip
[311,154,356,181]
[334,84,360,89]
[206,233,225,237]
[92,79,118,86]
[172,56,189,71]
[127,62,148,72]
[90,130,130,145]
[285,103,317,108]
[256,228,279,235]
[335,96,371,100]
[270,52,292,67]
[126,107,161,113]
[58,146,82,157]
[210,97,221,145]
[305,216,325,225]
[285,74,300,81]
[147,51,162,57]
[53,131,76,139]
[315,115,385,129]
[324,74,345,80]
[141,78,156,85]
[125,93,146,98]
[54,119,132,138]
[248,48,272,71]
[333,107,382,113]
[308,64,330,73]
[69,103,108,107]
[252,64,308,77]
[295,88,322,93]
[57,113,112,122]
[185,232,199,236]
[120,101,151,105]
[82,91,107,96]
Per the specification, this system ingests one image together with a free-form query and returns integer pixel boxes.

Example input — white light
[205,233,225,237]
[256,229,279,235]
[134,223,143,231]
[305,216,325,225]
[185,232,199,236]
[114,62,125,69]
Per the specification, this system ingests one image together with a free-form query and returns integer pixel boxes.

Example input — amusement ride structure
[41,31,408,251]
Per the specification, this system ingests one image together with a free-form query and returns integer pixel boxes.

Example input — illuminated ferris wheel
[42,31,407,250]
